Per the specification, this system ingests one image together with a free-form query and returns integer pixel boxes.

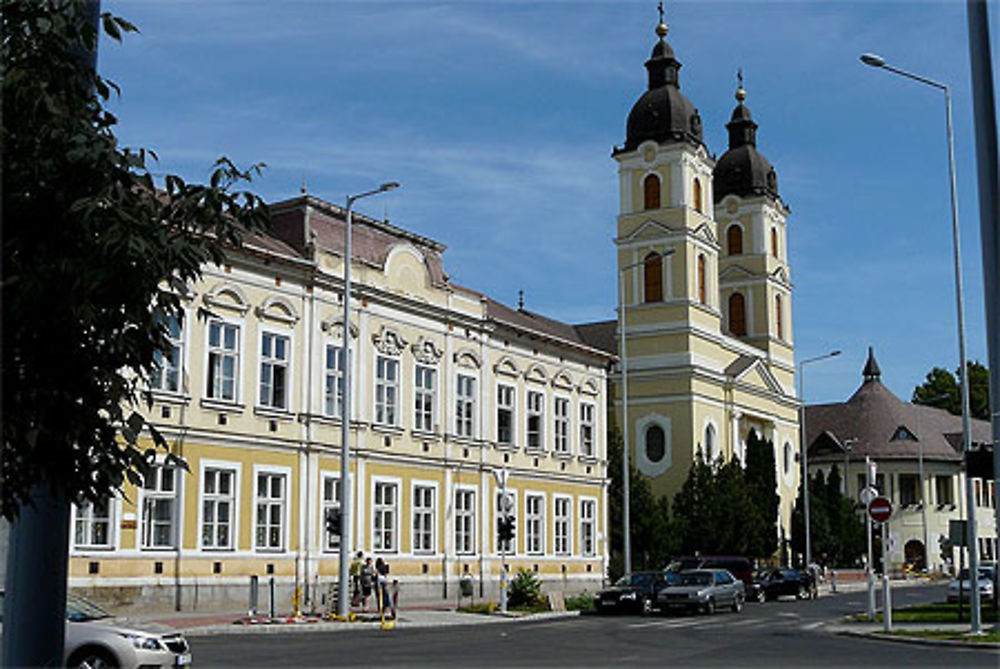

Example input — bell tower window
[643,252,663,303]
[775,294,784,339]
[728,293,747,336]
[727,225,743,255]
[697,254,707,305]
[643,174,660,210]
[693,178,703,213]
[771,228,779,257]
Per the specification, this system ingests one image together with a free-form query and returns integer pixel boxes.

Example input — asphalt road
[191,585,998,667]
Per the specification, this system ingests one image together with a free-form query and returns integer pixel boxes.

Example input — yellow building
[68,195,613,610]
[578,17,801,543]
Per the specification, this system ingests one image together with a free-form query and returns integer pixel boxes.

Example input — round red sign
[868,496,892,523]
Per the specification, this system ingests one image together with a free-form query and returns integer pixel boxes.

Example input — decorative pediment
[493,356,520,378]
[320,316,358,340]
[255,296,299,325]
[203,282,250,315]
[578,377,601,396]
[770,266,791,286]
[619,219,677,244]
[692,221,718,246]
[726,355,785,396]
[524,363,548,384]
[453,347,482,369]
[719,264,756,282]
[411,336,444,365]
[551,369,574,391]
[372,325,408,356]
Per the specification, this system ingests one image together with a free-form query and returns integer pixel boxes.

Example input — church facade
[580,14,801,543]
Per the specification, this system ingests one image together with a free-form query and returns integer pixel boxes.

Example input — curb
[835,628,1000,650]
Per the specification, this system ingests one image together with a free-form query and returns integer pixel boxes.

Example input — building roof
[484,300,616,360]
[574,319,618,356]
[713,84,780,204]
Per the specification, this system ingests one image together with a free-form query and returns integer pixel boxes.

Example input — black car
[748,568,815,602]
[595,571,673,615]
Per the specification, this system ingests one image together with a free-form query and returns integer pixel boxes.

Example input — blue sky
[100,0,997,405]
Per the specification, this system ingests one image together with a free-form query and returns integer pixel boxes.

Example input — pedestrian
[360,557,375,611]
[390,579,400,618]
[349,551,363,607]
[374,557,391,616]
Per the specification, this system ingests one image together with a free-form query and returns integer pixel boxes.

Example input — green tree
[912,361,990,420]
[672,449,716,555]
[744,431,780,559]
[791,467,865,568]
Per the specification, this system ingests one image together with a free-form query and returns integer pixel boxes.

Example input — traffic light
[326,508,342,537]
[497,516,515,542]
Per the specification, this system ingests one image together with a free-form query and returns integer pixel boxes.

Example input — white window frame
[374,355,401,427]
[258,330,292,410]
[253,465,290,553]
[525,492,545,555]
[411,480,437,555]
[554,495,572,556]
[455,373,476,438]
[495,488,518,555]
[413,365,437,433]
[526,390,545,451]
[454,486,477,555]
[151,312,184,393]
[579,497,597,557]
[496,384,515,447]
[579,402,595,458]
[323,343,346,418]
[198,460,240,551]
[553,396,570,455]
[141,465,179,550]
[321,473,343,553]
[73,498,116,550]
[206,318,242,403]
[372,478,400,553]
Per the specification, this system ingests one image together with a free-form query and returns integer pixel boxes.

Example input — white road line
[777,612,800,618]
[801,621,824,630]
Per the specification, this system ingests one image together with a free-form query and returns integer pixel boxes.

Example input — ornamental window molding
[453,348,481,370]
[372,325,408,357]
[255,296,299,325]
[411,336,443,365]
[203,282,250,315]
[578,377,600,396]
[320,316,358,341]
[523,363,548,385]
[550,370,574,391]
[493,356,520,379]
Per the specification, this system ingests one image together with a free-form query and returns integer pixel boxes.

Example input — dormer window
[891,426,917,442]
[643,174,660,210]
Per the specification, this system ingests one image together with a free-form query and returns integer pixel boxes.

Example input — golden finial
[656,1,669,38]
[735,69,747,102]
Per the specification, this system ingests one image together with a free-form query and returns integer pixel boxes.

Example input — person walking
[374,557,392,618]
[360,557,375,612]
[349,551,364,607]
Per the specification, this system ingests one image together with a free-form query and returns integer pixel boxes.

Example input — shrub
[508,569,544,608]
[564,592,596,612]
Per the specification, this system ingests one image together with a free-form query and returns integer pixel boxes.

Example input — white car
[1,591,191,668]
[946,566,996,603]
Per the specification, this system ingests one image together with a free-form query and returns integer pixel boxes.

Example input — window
[324,344,345,418]
[644,252,663,303]
[727,225,743,255]
[775,294,783,339]
[207,320,239,401]
[373,481,398,552]
[579,403,595,458]
[496,492,517,554]
[891,426,917,441]
[414,365,436,432]
[255,471,286,551]
[527,391,544,450]
[202,468,235,550]
[728,293,747,336]
[554,397,570,455]
[322,476,341,552]
[693,177,703,213]
[526,494,545,555]
[259,332,290,409]
[455,489,476,554]
[580,499,596,557]
[899,474,920,506]
[771,227,779,257]
[704,424,716,462]
[783,443,792,474]
[413,485,435,554]
[974,479,983,507]
[497,384,515,446]
[643,173,660,210]
[936,476,954,505]
[74,499,113,549]
[646,425,665,463]
[697,254,707,305]
[375,356,399,426]
[554,496,571,556]
[455,374,475,438]
[152,314,183,392]
[142,466,177,549]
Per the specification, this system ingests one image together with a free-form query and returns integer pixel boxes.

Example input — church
[579,9,801,544]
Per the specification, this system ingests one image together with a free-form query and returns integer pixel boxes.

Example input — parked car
[947,566,996,603]
[595,571,674,615]
[657,569,745,615]
[748,568,814,603]
[0,590,192,668]
[665,556,753,592]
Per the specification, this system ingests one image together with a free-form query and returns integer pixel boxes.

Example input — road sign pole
[865,458,876,621]
[882,520,892,632]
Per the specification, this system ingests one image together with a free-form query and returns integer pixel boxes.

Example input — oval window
[646,425,665,463]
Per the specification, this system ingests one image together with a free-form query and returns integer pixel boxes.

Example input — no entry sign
[868,496,893,523]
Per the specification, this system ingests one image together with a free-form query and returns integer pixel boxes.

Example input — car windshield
[66,595,112,622]
[678,572,712,586]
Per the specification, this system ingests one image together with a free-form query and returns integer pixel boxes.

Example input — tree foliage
[1,0,270,519]
[912,361,990,420]
[744,431,780,559]
[790,466,866,568]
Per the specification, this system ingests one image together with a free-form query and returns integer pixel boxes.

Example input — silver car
[1,591,192,668]
[657,569,745,614]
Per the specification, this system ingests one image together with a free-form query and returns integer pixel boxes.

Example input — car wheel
[756,589,766,604]
[641,596,654,616]
[704,598,715,615]
[731,595,744,613]
[68,647,119,669]
[797,584,808,600]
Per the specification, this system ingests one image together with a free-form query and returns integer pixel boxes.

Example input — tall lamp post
[618,248,674,577]
[338,182,399,618]
[860,52,981,634]
[799,350,841,569]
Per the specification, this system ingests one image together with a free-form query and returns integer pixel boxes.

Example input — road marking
[801,622,824,630]
[777,612,800,618]
[627,621,664,629]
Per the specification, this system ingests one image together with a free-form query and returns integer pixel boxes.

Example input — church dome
[620,17,703,152]
[713,83,780,202]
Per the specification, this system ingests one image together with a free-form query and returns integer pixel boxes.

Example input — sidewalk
[828,620,1000,649]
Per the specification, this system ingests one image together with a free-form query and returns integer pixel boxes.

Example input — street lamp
[841,437,857,496]
[338,181,399,618]
[860,52,981,633]
[798,349,841,570]
[618,248,674,577]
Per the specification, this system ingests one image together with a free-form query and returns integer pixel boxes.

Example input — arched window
[783,442,792,474]
[643,174,660,210]
[645,425,665,463]
[728,292,747,336]
[771,228,779,257]
[693,178,703,213]
[643,252,663,303]
[775,294,783,339]
[704,424,716,462]
[697,254,707,305]
[727,225,743,255]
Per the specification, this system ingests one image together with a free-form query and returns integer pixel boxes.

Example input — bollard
[249,575,259,616]
[268,576,276,618]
